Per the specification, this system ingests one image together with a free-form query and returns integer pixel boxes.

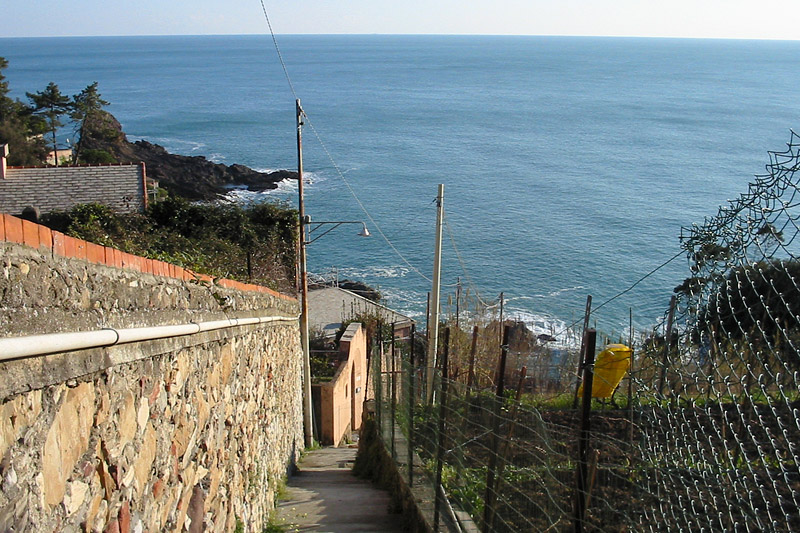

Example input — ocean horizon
[3,34,799,339]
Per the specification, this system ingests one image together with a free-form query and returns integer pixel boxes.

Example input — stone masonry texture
[0,236,303,532]
[0,164,146,215]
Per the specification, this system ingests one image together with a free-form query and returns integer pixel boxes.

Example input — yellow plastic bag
[577,344,632,399]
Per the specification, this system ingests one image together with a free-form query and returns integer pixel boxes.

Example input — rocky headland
[81,110,297,200]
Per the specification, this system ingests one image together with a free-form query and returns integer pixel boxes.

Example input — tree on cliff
[26,82,72,166]
[0,57,11,120]
[1,57,294,196]
[0,57,47,165]
[71,82,110,163]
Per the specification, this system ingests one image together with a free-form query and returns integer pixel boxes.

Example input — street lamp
[305,218,370,244]
[296,99,370,447]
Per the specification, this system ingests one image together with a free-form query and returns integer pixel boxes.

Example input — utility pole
[426,184,445,403]
[296,99,314,448]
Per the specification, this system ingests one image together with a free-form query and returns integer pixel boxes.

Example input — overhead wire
[442,205,686,337]
[260,1,687,331]
[303,118,432,283]
[443,213,493,307]
[259,0,299,100]
[258,1,432,284]
[552,248,686,339]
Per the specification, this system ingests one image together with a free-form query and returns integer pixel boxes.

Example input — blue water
[3,35,800,337]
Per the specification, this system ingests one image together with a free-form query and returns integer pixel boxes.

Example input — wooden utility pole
[426,184,445,403]
[296,99,314,448]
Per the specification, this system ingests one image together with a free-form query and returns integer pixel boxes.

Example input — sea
[2,34,800,341]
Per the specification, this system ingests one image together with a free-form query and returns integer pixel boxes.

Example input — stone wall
[0,216,303,532]
[0,163,147,215]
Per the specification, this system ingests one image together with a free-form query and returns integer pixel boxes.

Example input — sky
[1,0,799,40]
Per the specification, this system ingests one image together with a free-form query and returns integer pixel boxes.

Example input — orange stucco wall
[318,323,367,446]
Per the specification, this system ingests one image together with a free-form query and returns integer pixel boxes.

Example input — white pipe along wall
[0,314,300,362]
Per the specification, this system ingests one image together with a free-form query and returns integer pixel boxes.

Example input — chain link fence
[635,131,800,532]
[368,131,800,532]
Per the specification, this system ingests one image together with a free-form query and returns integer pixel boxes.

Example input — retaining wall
[0,215,303,532]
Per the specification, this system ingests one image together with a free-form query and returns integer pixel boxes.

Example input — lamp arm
[305,222,344,245]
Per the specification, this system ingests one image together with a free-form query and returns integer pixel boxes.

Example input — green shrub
[40,196,298,293]
[78,148,116,164]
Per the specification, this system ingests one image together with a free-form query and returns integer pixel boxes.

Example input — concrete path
[275,446,407,532]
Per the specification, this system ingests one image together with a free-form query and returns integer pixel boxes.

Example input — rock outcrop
[80,111,296,200]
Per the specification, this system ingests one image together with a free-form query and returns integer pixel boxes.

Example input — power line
[552,248,686,339]
[304,118,432,283]
[443,213,492,307]
[258,1,432,284]
[259,1,299,100]
[258,3,686,333]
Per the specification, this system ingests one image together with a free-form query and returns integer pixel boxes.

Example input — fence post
[573,295,593,409]
[658,296,676,397]
[467,325,478,393]
[628,308,635,446]
[408,323,416,487]
[574,329,597,533]
[483,325,510,530]
[375,321,383,440]
[391,322,397,459]
[433,327,451,532]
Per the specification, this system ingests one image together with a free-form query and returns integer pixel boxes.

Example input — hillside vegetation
[43,199,298,294]
[0,57,300,294]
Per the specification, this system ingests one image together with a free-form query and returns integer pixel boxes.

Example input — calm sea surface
[2,35,800,337]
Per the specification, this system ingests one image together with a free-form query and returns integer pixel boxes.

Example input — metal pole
[391,322,397,459]
[433,327,450,531]
[572,295,593,409]
[375,321,383,439]
[426,184,445,403]
[487,366,527,532]
[467,325,478,393]
[455,277,461,330]
[628,308,634,432]
[296,99,314,448]
[425,291,431,343]
[498,292,505,347]
[483,325,510,530]
[658,296,676,397]
[575,329,597,533]
[408,323,416,486]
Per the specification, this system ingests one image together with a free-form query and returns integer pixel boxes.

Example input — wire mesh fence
[373,323,644,532]
[633,131,800,532]
[366,132,800,532]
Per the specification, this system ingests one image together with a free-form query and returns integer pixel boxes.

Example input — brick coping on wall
[0,213,296,302]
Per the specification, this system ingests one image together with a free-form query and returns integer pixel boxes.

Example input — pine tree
[0,57,11,121]
[27,82,72,166]
[71,82,109,163]
[0,57,46,165]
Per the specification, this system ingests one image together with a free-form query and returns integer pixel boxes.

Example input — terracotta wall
[0,213,293,300]
[316,323,367,446]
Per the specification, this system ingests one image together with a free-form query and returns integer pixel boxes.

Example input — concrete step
[276,446,408,532]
